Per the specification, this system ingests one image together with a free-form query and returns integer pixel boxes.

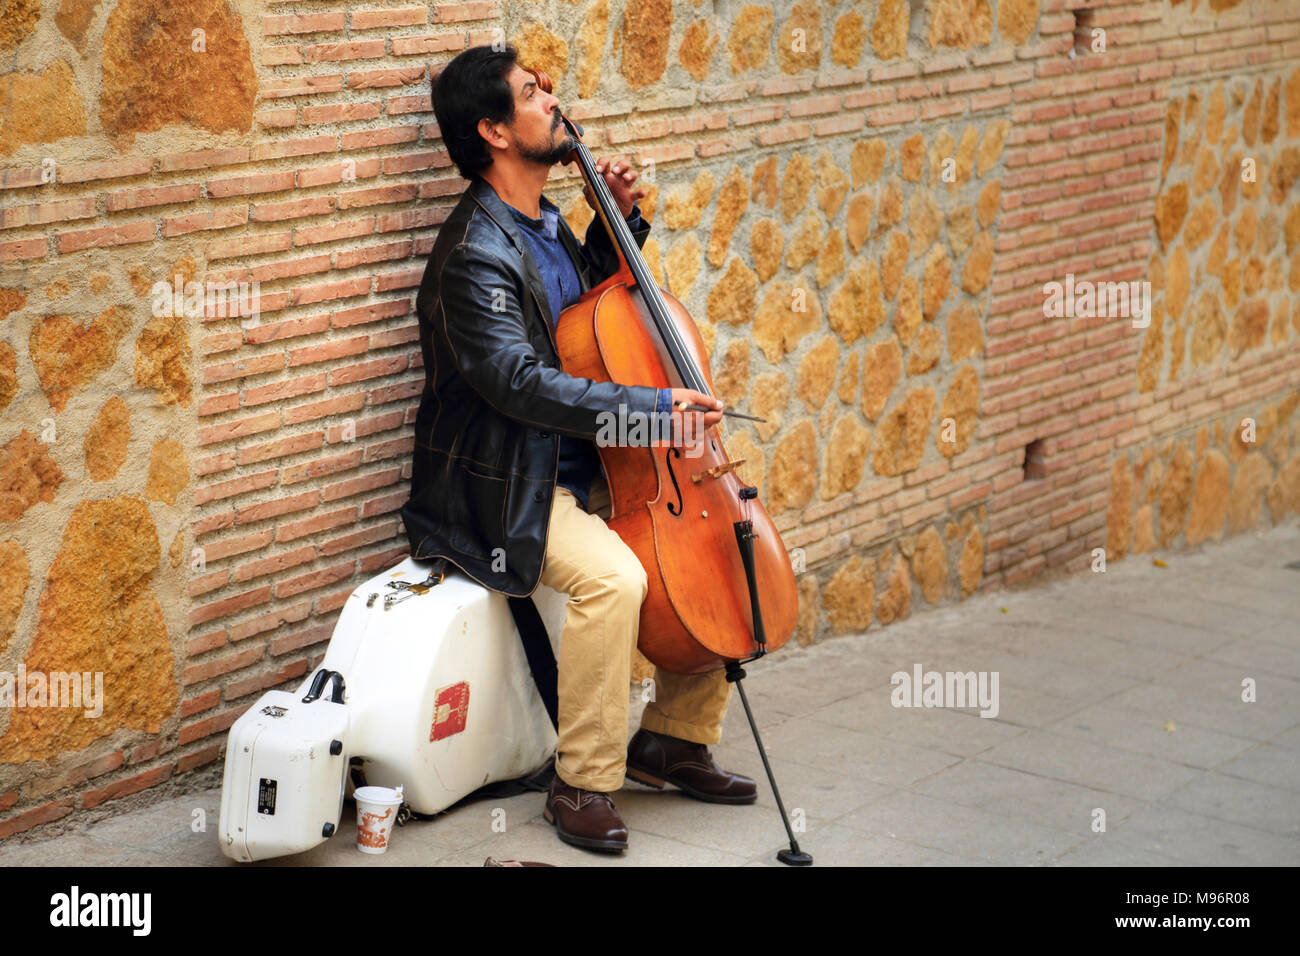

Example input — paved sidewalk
[3,522,1297,867]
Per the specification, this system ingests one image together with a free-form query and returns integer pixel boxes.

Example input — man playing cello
[402,44,758,853]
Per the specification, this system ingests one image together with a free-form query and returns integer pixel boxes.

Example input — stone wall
[0,0,1297,840]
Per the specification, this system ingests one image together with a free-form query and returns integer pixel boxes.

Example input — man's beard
[515,114,575,166]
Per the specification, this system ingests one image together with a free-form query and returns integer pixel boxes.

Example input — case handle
[302,668,346,704]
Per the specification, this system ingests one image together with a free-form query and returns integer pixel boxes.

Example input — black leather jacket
[401,174,659,596]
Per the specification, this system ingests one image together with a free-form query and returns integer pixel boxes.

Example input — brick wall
[0,0,1297,840]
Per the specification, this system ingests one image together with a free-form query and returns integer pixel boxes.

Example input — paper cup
[354,785,404,854]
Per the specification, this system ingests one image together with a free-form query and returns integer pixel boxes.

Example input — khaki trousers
[541,476,733,792]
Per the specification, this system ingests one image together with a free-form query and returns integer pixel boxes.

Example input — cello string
[545,77,711,399]
[586,148,758,501]
[574,137,712,398]
[544,73,709,399]
[591,150,705,395]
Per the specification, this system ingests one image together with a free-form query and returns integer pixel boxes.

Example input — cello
[527,68,811,865]
[529,68,800,676]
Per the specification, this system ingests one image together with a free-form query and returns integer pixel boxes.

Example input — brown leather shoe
[543,775,628,852]
[626,728,758,804]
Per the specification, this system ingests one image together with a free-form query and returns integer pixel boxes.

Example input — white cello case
[219,557,567,862]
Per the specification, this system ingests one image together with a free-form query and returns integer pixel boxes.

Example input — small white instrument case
[219,682,349,862]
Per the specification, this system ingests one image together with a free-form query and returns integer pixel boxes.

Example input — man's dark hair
[432,44,520,180]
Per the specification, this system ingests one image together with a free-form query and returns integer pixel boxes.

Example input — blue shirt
[507,194,672,511]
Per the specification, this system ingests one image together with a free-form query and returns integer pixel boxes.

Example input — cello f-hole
[665,447,684,516]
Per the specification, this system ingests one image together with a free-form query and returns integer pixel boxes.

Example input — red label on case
[430,681,470,741]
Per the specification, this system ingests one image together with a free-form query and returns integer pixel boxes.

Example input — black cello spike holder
[728,489,813,867]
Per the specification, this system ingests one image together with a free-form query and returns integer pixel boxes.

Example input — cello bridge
[691,458,746,484]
